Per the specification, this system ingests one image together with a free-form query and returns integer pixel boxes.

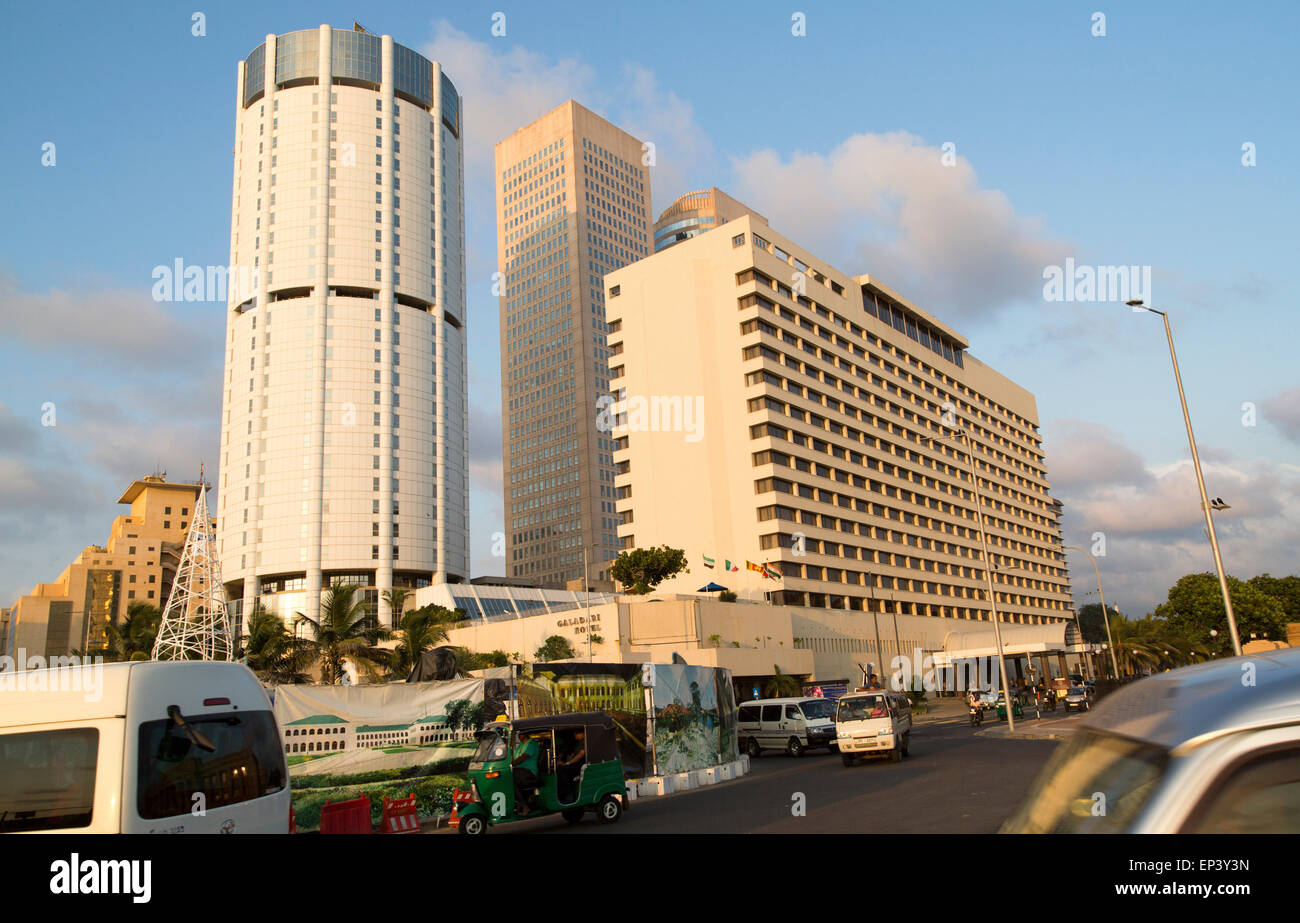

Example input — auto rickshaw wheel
[597,794,622,824]
[562,807,585,825]
[458,813,486,836]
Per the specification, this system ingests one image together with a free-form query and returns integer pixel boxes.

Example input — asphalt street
[466,709,1063,834]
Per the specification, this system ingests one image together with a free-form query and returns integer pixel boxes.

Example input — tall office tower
[218,26,469,630]
[653,187,765,253]
[496,101,652,587]
[608,204,1074,627]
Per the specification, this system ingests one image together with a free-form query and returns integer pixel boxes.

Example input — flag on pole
[746,561,764,574]
[725,560,739,572]
[703,555,715,569]
[764,562,783,580]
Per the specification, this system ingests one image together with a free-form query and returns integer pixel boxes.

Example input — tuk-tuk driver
[512,731,541,814]
[557,729,587,799]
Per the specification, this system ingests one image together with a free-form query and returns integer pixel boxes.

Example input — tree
[610,545,688,594]
[1075,603,1114,645]
[386,607,451,679]
[1248,574,1300,624]
[295,584,391,684]
[380,587,412,629]
[534,635,577,661]
[444,698,470,733]
[1154,573,1288,656]
[762,665,800,698]
[242,603,312,684]
[105,602,161,662]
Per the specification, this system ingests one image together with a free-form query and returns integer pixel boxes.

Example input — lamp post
[1125,299,1241,656]
[937,426,1017,731]
[1065,546,1120,679]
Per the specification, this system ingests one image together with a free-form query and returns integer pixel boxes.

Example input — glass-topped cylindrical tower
[217,26,469,631]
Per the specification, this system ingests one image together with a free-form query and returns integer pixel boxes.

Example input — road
[465,711,1062,835]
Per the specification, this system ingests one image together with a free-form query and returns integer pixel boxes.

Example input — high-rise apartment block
[218,26,468,628]
[608,205,1074,627]
[496,101,652,587]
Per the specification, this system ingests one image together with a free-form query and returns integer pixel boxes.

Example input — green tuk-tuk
[456,712,628,835]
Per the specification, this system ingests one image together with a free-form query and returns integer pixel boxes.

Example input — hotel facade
[217,26,469,628]
[495,101,653,589]
[606,205,1074,629]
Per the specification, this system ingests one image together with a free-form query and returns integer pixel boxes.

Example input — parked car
[0,660,290,834]
[737,696,838,757]
[1002,646,1300,833]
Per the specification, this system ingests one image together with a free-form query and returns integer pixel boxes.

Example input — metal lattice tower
[152,468,233,661]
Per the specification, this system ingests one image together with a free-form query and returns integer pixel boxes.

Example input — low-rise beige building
[442,594,1086,698]
[3,475,203,657]
[605,204,1073,634]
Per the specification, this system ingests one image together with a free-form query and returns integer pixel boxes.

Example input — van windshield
[799,699,836,720]
[1001,730,1169,833]
[0,728,98,832]
[837,696,889,721]
[136,710,285,820]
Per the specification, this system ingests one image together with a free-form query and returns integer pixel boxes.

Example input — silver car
[1002,646,1300,833]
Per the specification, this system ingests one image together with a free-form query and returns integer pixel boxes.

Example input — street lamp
[1126,299,1241,655]
[934,426,1018,731]
[1064,546,1120,679]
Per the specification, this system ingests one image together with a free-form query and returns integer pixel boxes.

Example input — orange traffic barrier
[319,794,372,834]
[447,787,474,828]
[381,792,420,834]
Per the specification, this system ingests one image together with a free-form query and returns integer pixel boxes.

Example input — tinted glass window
[761,705,781,722]
[1185,747,1300,834]
[738,705,760,724]
[0,728,98,832]
[1001,730,1168,833]
[799,699,836,720]
[785,705,802,720]
[137,710,285,819]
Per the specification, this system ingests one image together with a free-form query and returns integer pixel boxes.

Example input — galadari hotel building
[606,198,1074,629]
[217,26,469,629]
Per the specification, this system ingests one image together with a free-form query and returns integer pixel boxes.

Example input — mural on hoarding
[517,662,649,777]
[272,679,488,831]
[520,662,738,777]
[650,663,739,775]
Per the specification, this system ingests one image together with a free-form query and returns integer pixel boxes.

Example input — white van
[737,696,839,757]
[834,690,913,765]
[0,660,290,833]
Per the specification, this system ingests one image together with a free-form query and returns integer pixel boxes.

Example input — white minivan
[0,660,290,834]
[834,690,913,765]
[737,697,839,757]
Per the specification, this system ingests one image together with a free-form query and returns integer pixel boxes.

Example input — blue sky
[1,0,1297,617]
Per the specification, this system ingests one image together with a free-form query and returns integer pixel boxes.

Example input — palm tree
[295,584,390,684]
[242,603,312,684]
[763,665,801,698]
[105,602,161,662]
[386,608,450,679]
[381,587,412,630]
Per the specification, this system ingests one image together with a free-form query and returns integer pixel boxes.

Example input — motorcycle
[969,700,983,727]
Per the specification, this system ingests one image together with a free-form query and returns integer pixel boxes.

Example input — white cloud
[729,132,1070,323]
[1049,419,1300,615]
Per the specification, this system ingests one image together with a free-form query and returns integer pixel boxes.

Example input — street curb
[974,724,1076,741]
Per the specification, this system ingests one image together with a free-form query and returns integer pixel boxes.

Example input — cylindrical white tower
[218,26,469,632]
